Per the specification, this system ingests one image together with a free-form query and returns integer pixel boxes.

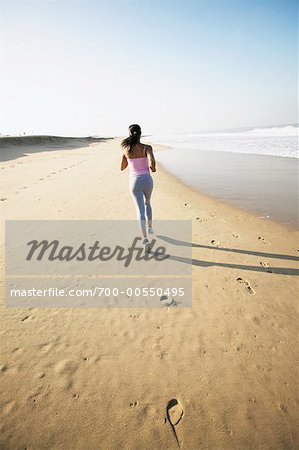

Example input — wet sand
[151,146,298,228]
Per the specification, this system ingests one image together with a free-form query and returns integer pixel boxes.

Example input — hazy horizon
[0,121,298,139]
[0,0,297,137]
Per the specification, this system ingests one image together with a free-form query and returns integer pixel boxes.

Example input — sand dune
[0,135,111,147]
[0,137,298,449]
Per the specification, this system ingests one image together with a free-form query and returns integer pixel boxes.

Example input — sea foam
[148,125,298,159]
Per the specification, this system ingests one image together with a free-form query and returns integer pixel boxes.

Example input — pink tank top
[127,145,150,176]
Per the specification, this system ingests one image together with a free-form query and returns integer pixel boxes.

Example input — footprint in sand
[166,399,184,448]
[2,401,16,415]
[160,295,180,307]
[0,364,8,373]
[130,401,139,407]
[211,239,221,247]
[21,315,31,322]
[259,262,273,273]
[278,403,287,413]
[258,236,270,245]
[237,278,255,295]
[0,197,7,201]
[232,233,240,238]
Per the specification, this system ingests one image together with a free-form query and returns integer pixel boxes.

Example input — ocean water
[147,125,298,228]
[148,125,298,159]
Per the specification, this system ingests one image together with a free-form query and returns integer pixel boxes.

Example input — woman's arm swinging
[146,146,156,172]
[120,154,128,171]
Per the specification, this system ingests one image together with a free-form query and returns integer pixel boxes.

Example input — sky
[0,0,297,137]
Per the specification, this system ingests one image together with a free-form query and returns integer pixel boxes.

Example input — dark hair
[121,124,141,153]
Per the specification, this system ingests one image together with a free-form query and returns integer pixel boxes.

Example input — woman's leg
[144,175,153,228]
[130,177,147,238]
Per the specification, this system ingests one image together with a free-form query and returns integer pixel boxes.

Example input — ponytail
[121,124,142,153]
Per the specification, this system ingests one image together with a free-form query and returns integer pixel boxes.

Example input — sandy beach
[0,137,298,449]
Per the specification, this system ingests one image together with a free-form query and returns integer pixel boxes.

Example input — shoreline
[150,141,298,232]
[0,137,298,449]
[148,140,298,231]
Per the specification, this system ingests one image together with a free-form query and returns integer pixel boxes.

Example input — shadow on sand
[155,235,299,276]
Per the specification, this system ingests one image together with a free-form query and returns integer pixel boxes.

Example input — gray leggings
[129,174,153,235]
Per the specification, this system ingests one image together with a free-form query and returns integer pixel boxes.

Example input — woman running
[120,124,156,252]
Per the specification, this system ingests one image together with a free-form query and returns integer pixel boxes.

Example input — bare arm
[120,154,128,171]
[146,145,156,172]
